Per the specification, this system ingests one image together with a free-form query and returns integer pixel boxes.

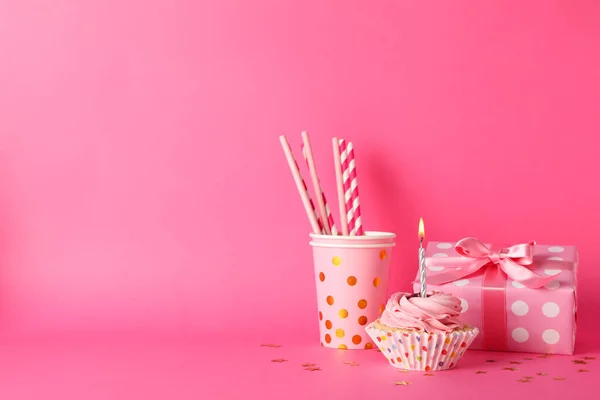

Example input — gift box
[412,238,578,355]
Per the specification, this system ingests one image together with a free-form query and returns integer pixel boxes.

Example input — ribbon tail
[498,259,558,289]
[427,259,490,285]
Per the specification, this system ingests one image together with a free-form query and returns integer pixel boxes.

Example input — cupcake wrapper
[365,321,479,371]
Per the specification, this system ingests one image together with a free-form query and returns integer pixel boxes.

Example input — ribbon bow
[427,237,557,289]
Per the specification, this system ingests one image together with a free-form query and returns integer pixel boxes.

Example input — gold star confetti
[301,363,317,367]
[271,359,288,363]
[424,373,435,377]
[394,381,412,386]
[509,361,522,365]
[503,367,518,371]
[475,371,487,374]
[536,372,547,376]
[398,369,409,373]
[261,344,281,348]
[552,377,566,381]
[304,366,321,371]
[486,360,498,363]
[537,354,551,359]
[572,360,588,365]
[584,356,596,360]
[577,369,589,373]
[517,378,532,383]
[523,376,534,380]
[343,361,360,366]
[523,357,533,360]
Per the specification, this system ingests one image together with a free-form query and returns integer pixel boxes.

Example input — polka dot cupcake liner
[365,320,480,371]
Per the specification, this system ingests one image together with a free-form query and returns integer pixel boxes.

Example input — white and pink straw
[339,139,363,236]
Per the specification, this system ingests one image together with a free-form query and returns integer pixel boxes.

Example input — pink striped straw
[279,135,325,234]
[302,144,338,235]
[339,139,363,236]
[346,141,363,235]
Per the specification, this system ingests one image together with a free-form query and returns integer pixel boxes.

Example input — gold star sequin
[537,354,551,359]
[509,361,522,365]
[304,366,321,371]
[536,372,547,376]
[301,363,316,367]
[398,369,409,373]
[517,378,532,383]
[424,373,435,377]
[271,359,288,363]
[261,344,281,348]
[475,371,487,374]
[584,356,596,360]
[503,367,518,371]
[523,376,534,380]
[485,360,498,363]
[394,381,412,386]
[572,360,588,365]
[343,361,360,367]
[578,369,589,373]
[552,377,566,381]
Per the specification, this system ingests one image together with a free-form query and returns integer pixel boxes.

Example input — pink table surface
[0,332,598,399]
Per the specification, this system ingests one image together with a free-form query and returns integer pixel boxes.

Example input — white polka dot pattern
[548,256,563,261]
[544,280,560,290]
[544,269,561,276]
[436,243,452,249]
[542,329,560,344]
[428,266,444,272]
[548,246,564,253]
[542,302,560,318]
[512,327,529,343]
[511,281,524,289]
[511,300,529,316]
[459,298,468,313]
[432,253,448,258]
[453,279,469,287]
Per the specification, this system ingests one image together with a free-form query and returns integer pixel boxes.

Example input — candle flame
[418,218,425,241]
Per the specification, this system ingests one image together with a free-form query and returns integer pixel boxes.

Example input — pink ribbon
[427,237,558,289]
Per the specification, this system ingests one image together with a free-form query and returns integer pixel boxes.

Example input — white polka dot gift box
[413,237,578,354]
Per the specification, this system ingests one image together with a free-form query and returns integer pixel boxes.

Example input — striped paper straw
[339,139,363,236]
[302,144,338,235]
[332,137,349,236]
[279,135,325,234]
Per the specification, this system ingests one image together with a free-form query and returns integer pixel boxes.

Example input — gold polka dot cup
[310,231,395,349]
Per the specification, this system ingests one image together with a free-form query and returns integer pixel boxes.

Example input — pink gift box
[412,240,578,355]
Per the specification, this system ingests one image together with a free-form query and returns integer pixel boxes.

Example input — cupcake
[365,291,479,371]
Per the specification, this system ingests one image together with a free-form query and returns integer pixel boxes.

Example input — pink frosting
[380,291,465,333]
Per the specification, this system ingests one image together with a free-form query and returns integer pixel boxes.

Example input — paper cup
[365,320,480,370]
[310,231,395,349]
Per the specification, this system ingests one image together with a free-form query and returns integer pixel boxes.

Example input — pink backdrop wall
[0,1,599,343]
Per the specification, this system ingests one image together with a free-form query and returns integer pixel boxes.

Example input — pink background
[1,1,599,398]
